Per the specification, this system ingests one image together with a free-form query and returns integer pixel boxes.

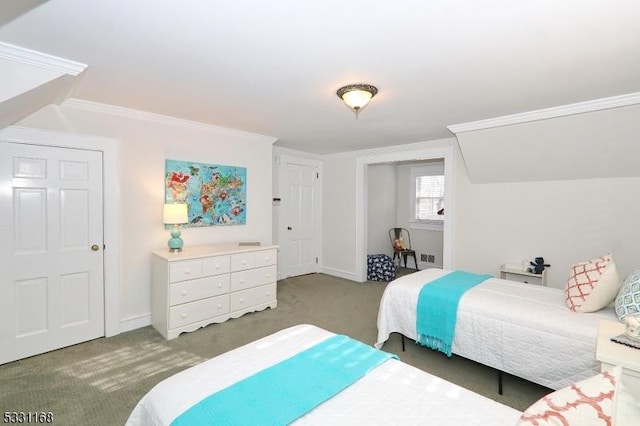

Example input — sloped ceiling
[1,1,639,155]
[451,100,640,183]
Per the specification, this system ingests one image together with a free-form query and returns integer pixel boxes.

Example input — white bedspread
[376,268,618,390]
[127,324,521,425]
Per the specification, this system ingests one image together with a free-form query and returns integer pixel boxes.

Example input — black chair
[388,227,418,270]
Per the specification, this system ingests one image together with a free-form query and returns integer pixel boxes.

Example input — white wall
[452,103,640,289]
[366,164,396,256]
[322,134,640,289]
[15,102,276,331]
[321,156,357,279]
[322,140,454,281]
[453,165,640,288]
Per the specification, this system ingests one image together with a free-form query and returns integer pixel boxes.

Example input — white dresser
[151,243,278,339]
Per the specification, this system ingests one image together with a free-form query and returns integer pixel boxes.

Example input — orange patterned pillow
[565,254,621,313]
[518,368,619,425]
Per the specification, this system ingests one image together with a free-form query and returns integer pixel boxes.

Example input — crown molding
[324,137,455,159]
[0,42,87,76]
[62,98,279,144]
[447,91,640,134]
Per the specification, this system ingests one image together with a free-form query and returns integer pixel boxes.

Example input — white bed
[376,268,618,391]
[126,324,521,425]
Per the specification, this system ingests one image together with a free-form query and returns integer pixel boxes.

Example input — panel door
[0,142,104,364]
[285,162,319,277]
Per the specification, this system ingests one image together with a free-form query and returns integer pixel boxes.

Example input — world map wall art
[165,159,247,227]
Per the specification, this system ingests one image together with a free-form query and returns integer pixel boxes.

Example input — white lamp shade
[341,90,373,110]
[163,203,188,225]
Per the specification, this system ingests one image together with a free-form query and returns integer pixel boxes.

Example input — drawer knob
[266,273,271,278]
[266,291,271,296]
[217,283,222,288]
[184,269,191,274]
[239,298,245,303]
[240,279,245,283]
[241,260,247,265]
[264,257,270,262]
[217,304,222,309]
[181,313,187,319]
[181,290,187,296]
[215,264,220,269]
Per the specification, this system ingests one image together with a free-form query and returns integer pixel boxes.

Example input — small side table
[500,264,547,286]
[596,320,640,394]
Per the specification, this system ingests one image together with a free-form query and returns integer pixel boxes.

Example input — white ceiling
[1,0,639,155]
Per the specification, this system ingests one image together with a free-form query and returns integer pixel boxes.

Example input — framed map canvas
[165,159,246,227]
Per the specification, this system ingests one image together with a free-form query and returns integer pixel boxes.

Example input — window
[410,164,444,231]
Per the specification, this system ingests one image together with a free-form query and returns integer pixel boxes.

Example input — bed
[375,268,618,391]
[126,324,522,425]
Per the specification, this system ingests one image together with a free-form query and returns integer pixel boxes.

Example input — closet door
[0,142,104,364]
[284,160,320,277]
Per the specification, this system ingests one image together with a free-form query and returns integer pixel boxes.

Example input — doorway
[355,142,455,282]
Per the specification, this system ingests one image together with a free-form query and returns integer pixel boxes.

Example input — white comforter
[376,268,618,390]
[127,324,521,425]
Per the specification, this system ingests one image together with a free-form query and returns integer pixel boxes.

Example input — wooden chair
[388,227,418,270]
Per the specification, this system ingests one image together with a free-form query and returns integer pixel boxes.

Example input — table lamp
[163,203,188,252]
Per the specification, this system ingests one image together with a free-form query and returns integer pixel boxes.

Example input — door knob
[91,244,100,251]
[287,226,292,230]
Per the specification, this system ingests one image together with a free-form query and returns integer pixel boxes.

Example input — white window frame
[410,164,444,232]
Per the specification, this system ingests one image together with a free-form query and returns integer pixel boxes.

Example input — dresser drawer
[255,249,277,267]
[230,265,277,291]
[169,275,230,306]
[169,294,229,329]
[169,259,203,283]
[231,252,255,271]
[230,283,277,312]
[202,255,231,276]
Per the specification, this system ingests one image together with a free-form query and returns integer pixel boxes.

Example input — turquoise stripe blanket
[416,270,491,357]
[171,334,398,426]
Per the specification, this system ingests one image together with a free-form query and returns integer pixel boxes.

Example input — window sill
[409,221,444,232]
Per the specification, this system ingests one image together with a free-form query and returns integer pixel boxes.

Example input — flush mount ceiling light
[336,84,378,117]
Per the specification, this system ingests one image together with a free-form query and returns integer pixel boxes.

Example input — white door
[284,161,319,277]
[0,142,104,364]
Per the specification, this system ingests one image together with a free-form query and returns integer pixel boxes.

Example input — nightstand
[499,264,547,286]
[596,319,640,394]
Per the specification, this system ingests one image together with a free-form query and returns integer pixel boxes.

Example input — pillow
[517,367,634,425]
[615,268,640,322]
[393,238,406,250]
[565,254,621,313]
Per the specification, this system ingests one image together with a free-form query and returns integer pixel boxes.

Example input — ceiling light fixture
[336,84,378,117]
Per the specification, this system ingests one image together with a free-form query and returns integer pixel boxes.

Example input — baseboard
[119,313,152,333]
[320,267,359,282]
[416,261,443,270]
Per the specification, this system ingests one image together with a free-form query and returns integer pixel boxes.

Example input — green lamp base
[167,227,184,252]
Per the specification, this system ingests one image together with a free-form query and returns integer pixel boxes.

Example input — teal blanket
[416,270,491,357]
[171,334,398,426]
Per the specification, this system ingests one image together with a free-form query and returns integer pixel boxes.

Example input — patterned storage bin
[367,254,396,281]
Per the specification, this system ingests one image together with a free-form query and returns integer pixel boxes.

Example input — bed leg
[401,335,405,352]
[498,370,503,395]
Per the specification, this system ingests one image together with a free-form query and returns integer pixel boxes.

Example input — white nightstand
[500,264,547,286]
[596,319,640,394]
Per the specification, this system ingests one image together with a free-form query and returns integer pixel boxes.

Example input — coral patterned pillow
[518,368,619,426]
[565,254,621,313]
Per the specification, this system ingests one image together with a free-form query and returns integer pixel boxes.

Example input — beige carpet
[0,271,549,425]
